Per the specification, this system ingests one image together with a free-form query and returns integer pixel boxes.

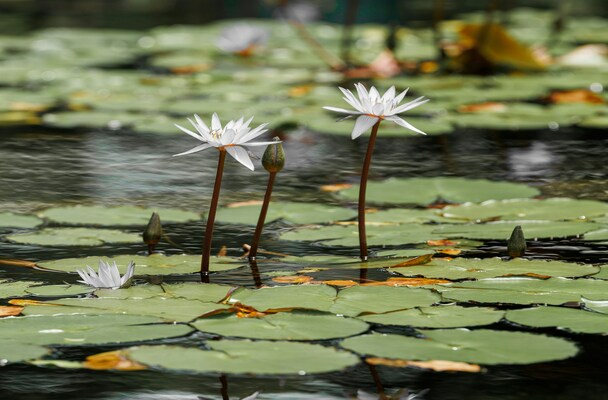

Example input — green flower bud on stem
[143,212,162,255]
[507,225,526,258]
[262,137,285,173]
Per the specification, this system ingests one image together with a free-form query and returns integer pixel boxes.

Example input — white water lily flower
[215,24,269,55]
[173,113,276,171]
[76,259,135,290]
[323,82,430,139]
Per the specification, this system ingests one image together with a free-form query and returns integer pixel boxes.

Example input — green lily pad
[0,314,193,346]
[228,285,337,312]
[359,305,504,328]
[341,329,578,365]
[365,208,449,224]
[42,111,144,130]
[0,212,42,229]
[441,198,608,222]
[127,340,360,375]
[39,205,200,226]
[6,228,141,246]
[215,201,356,225]
[37,254,243,275]
[433,220,600,240]
[0,341,49,365]
[193,312,369,340]
[330,286,440,317]
[580,115,608,129]
[0,280,44,299]
[506,306,608,334]
[336,177,540,206]
[25,284,94,297]
[583,228,608,241]
[436,277,608,305]
[392,257,598,280]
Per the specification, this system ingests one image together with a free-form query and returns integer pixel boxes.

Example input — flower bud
[262,137,285,173]
[143,212,162,246]
[507,225,526,258]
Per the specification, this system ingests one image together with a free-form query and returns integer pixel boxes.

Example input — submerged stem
[201,149,227,283]
[358,121,380,261]
[249,172,277,260]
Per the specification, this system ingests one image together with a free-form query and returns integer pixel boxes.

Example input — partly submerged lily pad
[6,228,141,246]
[0,212,43,229]
[359,305,504,328]
[506,306,608,334]
[126,340,360,375]
[341,329,578,365]
[215,201,356,225]
[336,177,540,206]
[192,312,369,340]
[39,205,200,226]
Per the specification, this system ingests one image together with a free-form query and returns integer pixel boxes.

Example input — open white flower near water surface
[76,259,135,289]
[215,24,269,55]
[173,113,276,170]
[323,83,430,139]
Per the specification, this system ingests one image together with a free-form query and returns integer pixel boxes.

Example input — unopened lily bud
[262,137,285,173]
[143,212,162,246]
[507,225,526,258]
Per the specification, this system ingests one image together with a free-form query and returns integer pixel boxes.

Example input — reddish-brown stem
[358,121,381,261]
[249,172,277,260]
[201,149,226,283]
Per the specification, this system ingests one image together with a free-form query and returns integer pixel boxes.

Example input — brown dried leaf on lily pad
[427,240,459,247]
[0,259,37,268]
[320,183,352,192]
[319,280,359,287]
[272,275,314,284]
[366,357,481,372]
[389,254,434,268]
[438,249,462,256]
[544,89,605,104]
[227,200,264,208]
[458,102,507,113]
[0,305,23,317]
[9,299,54,307]
[362,277,451,287]
[84,350,147,371]
[217,246,228,257]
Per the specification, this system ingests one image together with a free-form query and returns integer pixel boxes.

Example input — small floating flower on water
[76,259,135,289]
[215,24,269,56]
[173,113,275,171]
[323,83,429,139]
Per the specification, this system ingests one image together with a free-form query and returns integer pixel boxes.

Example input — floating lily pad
[359,305,503,328]
[365,208,449,224]
[215,201,356,225]
[6,228,141,246]
[39,205,200,226]
[441,198,608,222]
[37,254,243,275]
[193,312,369,340]
[0,280,44,299]
[0,212,42,229]
[228,285,337,312]
[0,341,49,365]
[583,228,608,241]
[25,284,94,297]
[341,329,578,365]
[0,314,193,345]
[436,277,608,305]
[336,177,540,206]
[506,306,608,334]
[127,340,360,375]
[391,257,598,280]
[433,220,600,240]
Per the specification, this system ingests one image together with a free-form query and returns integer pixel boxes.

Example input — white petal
[371,103,384,116]
[226,146,254,170]
[351,115,379,139]
[173,143,214,157]
[355,83,371,110]
[174,123,204,141]
[387,115,427,135]
[241,116,254,129]
[238,123,268,143]
[211,113,222,131]
[243,140,279,146]
[391,97,429,114]
[369,86,380,100]
[393,88,409,104]
[221,129,236,145]
[382,86,396,102]
[340,87,364,111]
[194,114,209,132]
[323,106,359,114]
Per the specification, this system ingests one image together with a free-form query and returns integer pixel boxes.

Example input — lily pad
[0,280,44,299]
[0,341,49,365]
[215,201,356,225]
[37,254,243,275]
[0,314,193,345]
[25,284,94,297]
[391,257,599,280]
[336,177,540,206]
[0,212,42,229]
[6,228,141,246]
[341,329,578,365]
[39,205,200,226]
[441,198,608,222]
[583,228,608,241]
[433,220,601,240]
[506,306,608,334]
[228,285,337,312]
[127,340,360,375]
[359,305,503,328]
[192,312,369,340]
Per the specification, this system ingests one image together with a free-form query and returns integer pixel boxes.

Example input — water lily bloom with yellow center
[323,83,429,139]
[76,259,135,290]
[174,113,275,171]
[215,24,269,56]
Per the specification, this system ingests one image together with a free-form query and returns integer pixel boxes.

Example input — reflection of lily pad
[38,254,243,275]
[39,205,200,226]
[341,330,578,365]
[193,312,369,340]
[6,228,141,246]
[359,305,503,328]
[506,306,608,334]
[127,340,359,374]
[216,201,356,225]
[0,212,43,229]
[336,177,540,206]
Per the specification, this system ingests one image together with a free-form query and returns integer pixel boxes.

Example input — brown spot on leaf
[84,350,147,371]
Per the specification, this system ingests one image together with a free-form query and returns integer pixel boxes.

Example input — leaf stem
[249,171,277,260]
[201,149,226,283]
[358,121,380,261]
